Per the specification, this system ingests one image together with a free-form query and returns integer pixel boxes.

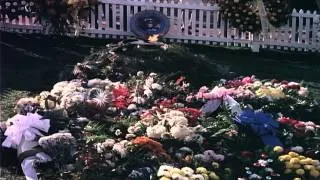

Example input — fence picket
[0,0,319,52]
[90,5,96,29]
[199,9,203,36]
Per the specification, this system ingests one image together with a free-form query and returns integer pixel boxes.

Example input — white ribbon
[2,113,50,149]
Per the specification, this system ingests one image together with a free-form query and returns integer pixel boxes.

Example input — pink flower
[298,87,308,96]
[242,76,254,84]
[186,95,194,102]
[199,86,209,93]
[196,86,237,99]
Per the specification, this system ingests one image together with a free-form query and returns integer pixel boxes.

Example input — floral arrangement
[2,42,320,179]
[205,0,291,33]
[0,0,98,33]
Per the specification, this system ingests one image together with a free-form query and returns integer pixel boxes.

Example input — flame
[148,34,159,43]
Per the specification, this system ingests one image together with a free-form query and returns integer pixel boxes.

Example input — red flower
[113,84,129,98]
[158,97,177,108]
[112,85,130,109]
[178,108,202,124]
[278,117,298,125]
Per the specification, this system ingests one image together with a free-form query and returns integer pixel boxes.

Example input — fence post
[251,33,260,52]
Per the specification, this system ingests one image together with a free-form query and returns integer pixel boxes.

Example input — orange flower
[132,136,169,159]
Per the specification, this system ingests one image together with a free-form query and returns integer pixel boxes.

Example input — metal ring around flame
[130,10,170,41]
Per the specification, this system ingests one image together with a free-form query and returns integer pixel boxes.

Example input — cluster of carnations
[157,165,220,180]
[275,146,320,179]
[278,117,320,136]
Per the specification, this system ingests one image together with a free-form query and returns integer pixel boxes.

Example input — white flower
[157,165,174,177]
[168,116,188,127]
[305,126,315,132]
[253,81,262,88]
[149,72,157,77]
[146,124,167,139]
[127,104,137,110]
[170,125,192,140]
[137,71,144,77]
[127,122,143,134]
[115,129,122,136]
[144,77,154,89]
[53,81,69,90]
[151,83,162,90]
[160,110,188,127]
[125,133,136,139]
[288,82,300,87]
[264,82,272,86]
[305,121,315,126]
[258,159,268,167]
[95,143,104,153]
[143,89,153,98]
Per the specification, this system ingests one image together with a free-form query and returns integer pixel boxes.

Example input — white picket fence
[1,0,320,52]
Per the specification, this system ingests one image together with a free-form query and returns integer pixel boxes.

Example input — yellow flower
[295,169,305,175]
[304,165,315,171]
[293,178,302,180]
[299,160,307,165]
[290,158,300,164]
[288,152,299,157]
[209,172,220,180]
[159,177,171,180]
[286,162,294,169]
[202,173,209,180]
[269,88,285,99]
[304,158,313,164]
[170,168,185,176]
[196,167,208,174]
[310,169,320,177]
[181,167,194,176]
[298,155,306,160]
[273,146,284,153]
[316,165,320,171]
[279,155,291,161]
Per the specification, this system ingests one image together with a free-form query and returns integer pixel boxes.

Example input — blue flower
[235,109,282,147]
